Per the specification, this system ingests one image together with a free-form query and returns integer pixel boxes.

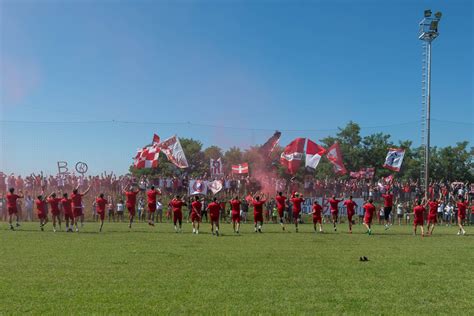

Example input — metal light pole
[419,9,442,199]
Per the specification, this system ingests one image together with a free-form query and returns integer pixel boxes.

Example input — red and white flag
[305,139,326,169]
[158,135,189,168]
[152,134,160,145]
[210,158,223,176]
[383,148,405,172]
[280,138,306,174]
[326,143,347,175]
[232,163,249,174]
[134,146,161,169]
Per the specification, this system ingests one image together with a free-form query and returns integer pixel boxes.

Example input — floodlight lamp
[424,9,432,17]
[434,11,442,19]
[429,20,439,31]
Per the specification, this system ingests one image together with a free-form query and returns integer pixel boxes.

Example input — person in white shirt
[396,202,404,225]
[116,200,124,222]
[156,200,163,223]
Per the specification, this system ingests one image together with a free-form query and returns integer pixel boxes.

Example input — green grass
[0,219,472,315]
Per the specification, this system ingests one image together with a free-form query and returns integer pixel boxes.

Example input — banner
[260,131,281,157]
[208,180,223,194]
[383,148,405,172]
[134,146,160,169]
[301,197,364,216]
[232,163,249,174]
[326,143,347,175]
[158,135,189,168]
[210,158,223,176]
[280,138,306,174]
[305,139,326,169]
[189,180,208,195]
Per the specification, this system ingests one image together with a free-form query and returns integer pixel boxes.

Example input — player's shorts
[277,208,284,218]
[7,207,17,215]
[458,211,466,220]
[37,212,47,220]
[313,216,322,224]
[231,212,240,223]
[173,211,183,224]
[414,217,424,226]
[254,212,263,223]
[364,216,372,225]
[384,207,392,220]
[51,210,60,217]
[191,213,201,222]
[428,215,437,223]
[397,214,403,219]
[210,215,219,223]
[331,210,338,218]
[148,203,156,213]
[73,207,83,217]
[98,211,105,221]
[292,211,300,220]
[347,211,354,222]
[64,212,74,221]
[127,206,136,217]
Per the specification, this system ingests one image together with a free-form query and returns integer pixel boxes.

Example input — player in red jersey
[170,195,187,233]
[343,196,358,233]
[71,185,91,232]
[363,199,375,235]
[456,197,468,236]
[124,185,139,229]
[311,200,323,233]
[291,192,304,232]
[35,195,48,231]
[426,198,439,235]
[252,193,267,233]
[96,193,108,232]
[146,186,161,226]
[275,192,287,231]
[230,196,241,234]
[47,193,62,232]
[6,187,24,230]
[328,195,343,232]
[381,190,394,230]
[207,197,221,236]
[413,199,425,237]
[61,193,74,232]
[190,196,202,234]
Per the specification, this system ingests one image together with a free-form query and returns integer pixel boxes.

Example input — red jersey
[329,199,342,212]
[312,204,322,218]
[96,197,108,213]
[382,194,394,207]
[414,205,425,220]
[35,199,47,215]
[146,190,159,204]
[125,191,138,207]
[47,197,61,213]
[363,203,375,219]
[252,200,266,213]
[71,193,84,209]
[291,197,304,213]
[208,202,221,218]
[457,202,468,215]
[61,198,72,215]
[191,201,202,215]
[6,193,21,209]
[230,200,241,214]
[170,199,184,213]
[344,200,357,214]
[275,195,287,210]
[428,201,439,216]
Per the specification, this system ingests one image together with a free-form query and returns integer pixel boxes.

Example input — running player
[426,198,439,235]
[343,196,358,233]
[146,186,161,226]
[6,187,24,230]
[252,193,267,233]
[413,199,425,237]
[328,195,342,231]
[381,190,394,230]
[311,200,323,233]
[96,193,108,232]
[230,196,241,234]
[35,195,48,231]
[61,193,74,232]
[47,193,62,232]
[456,197,468,236]
[207,197,221,236]
[190,196,202,234]
[170,195,186,233]
[124,186,139,229]
[71,185,91,232]
[362,199,375,235]
[291,192,304,232]
[275,192,287,231]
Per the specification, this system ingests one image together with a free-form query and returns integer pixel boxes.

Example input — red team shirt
[252,200,266,223]
[208,202,221,222]
[6,193,21,213]
[147,190,159,212]
[35,199,47,219]
[382,194,394,208]
[344,200,357,217]
[363,203,375,224]
[413,205,425,225]
[230,199,241,222]
[457,202,468,219]
[329,199,342,214]
[312,204,323,223]
[96,197,108,220]
[275,195,287,216]
[47,197,61,216]
[191,201,202,222]
[428,201,439,221]
[61,198,73,219]
[291,197,304,215]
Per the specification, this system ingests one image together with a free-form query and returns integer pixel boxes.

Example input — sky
[0,0,472,176]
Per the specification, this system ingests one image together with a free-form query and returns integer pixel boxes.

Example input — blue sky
[1,0,472,175]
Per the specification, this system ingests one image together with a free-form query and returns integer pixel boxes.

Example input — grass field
[0,220,472,315]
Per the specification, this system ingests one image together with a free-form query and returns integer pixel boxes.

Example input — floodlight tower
[419,9,442,199]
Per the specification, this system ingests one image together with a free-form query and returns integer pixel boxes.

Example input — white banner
[188,179,208,195]
[301,197,365,216]
[210,158,223,176]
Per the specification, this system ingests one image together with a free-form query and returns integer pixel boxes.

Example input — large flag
[158,135,189,168]
[383,148,405,172]
[326,143,347,175]
[305,139,326,169]
[280,138,306,174]
[152,134,160,145]
[208,180,223,194]
[189,180,208,195]
[210,158,223,176]
[260,131,281,157]
[134,146,161,169]
[232,163,249,174]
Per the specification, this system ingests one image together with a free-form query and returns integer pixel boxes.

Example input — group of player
[3,186,470,237]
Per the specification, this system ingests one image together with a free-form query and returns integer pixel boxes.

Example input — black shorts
[384,207,392,220]
[397,214,403,219]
